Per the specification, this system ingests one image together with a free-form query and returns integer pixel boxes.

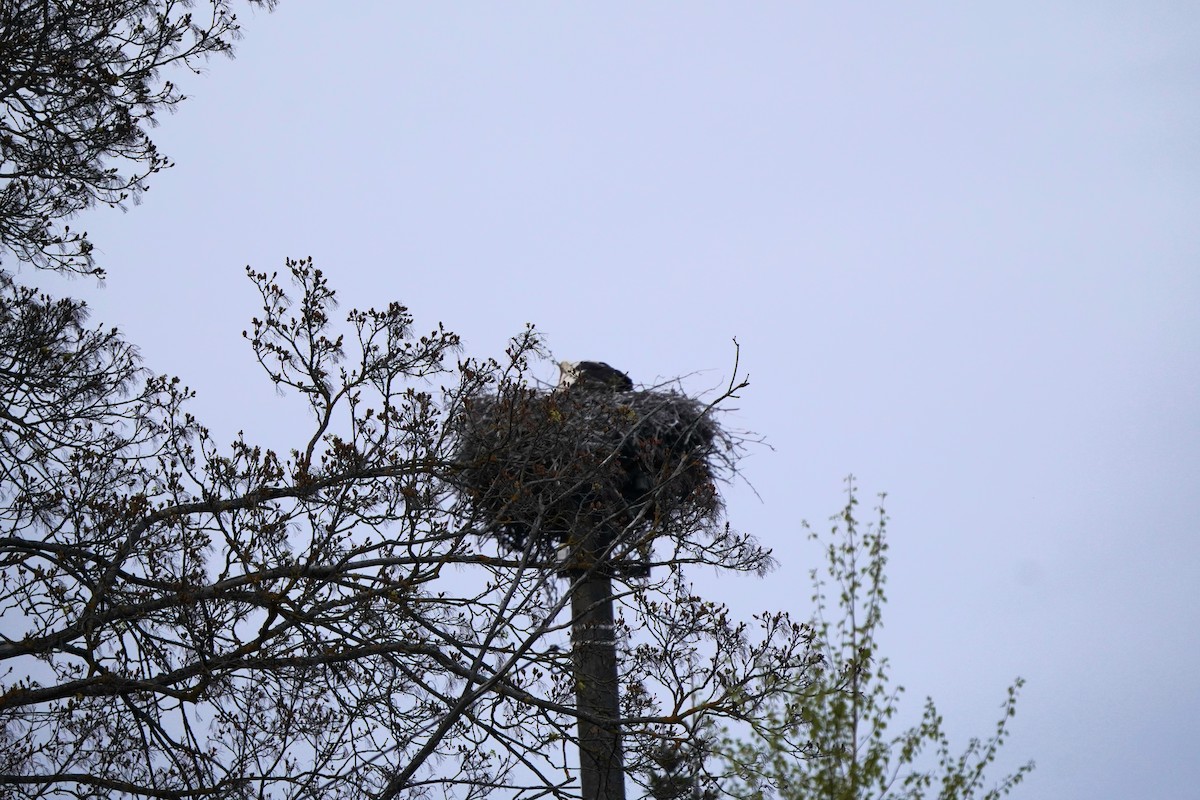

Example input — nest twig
[453,385,730,574]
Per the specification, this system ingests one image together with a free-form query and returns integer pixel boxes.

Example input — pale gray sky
[39,3,1199,798]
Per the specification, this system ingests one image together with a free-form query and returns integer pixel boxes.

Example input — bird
[557,360,633,392]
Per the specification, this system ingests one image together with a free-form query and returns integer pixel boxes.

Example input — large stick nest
[452,386,730,572]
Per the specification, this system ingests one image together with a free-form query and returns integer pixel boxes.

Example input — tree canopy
[0,0,274,276]
[0,260,817,798]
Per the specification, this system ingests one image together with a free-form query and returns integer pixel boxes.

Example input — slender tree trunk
[571,560,626,800]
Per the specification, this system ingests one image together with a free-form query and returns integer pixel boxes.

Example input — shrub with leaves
[718,480,1034,800]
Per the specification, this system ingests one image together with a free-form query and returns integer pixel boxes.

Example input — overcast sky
[30,3,1199,798]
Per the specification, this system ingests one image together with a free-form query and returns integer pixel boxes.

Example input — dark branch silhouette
[1,260,817,799]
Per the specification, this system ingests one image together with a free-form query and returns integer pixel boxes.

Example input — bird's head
[556,360,580,388]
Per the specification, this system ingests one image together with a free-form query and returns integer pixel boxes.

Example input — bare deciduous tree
[0,259,817,799]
